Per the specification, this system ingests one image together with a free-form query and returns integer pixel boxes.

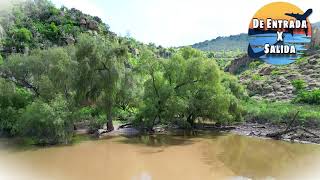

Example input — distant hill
[193,22,320,52]
[191,33,248,51]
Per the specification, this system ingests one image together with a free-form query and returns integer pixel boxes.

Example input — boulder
[266,93,276,98]
[277,76,288,83]
[272,83,281,91]
[308,58,318,65]
[262,85,273,94]
[286,86,294,91]
[279,87,286,92]
[65,35,75,45]
[247,81,264,93]
[309,82,320,89]
[225,55,253,74]
[87,20,99,31]
[285,73,299,80]
[259,66,273,75]
[310,74,320,79]
[302,69,314,75]
[79,17,87,28]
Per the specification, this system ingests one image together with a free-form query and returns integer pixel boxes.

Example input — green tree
[74,34,127,131]
[138,47,243,129]
[19,95,73,145]
[1,47,75,100]
[0,79,32,136]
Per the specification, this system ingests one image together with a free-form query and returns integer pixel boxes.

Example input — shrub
[291,79,306,93]
[19,95,73,145]
[249,60,262,70]
[294,89,320,105]
[0,80,32,136]
[251,74,265,81]
[244,99,320,127]
[14,28,32,42]
[271,69,281,76]
[88,114,106,133]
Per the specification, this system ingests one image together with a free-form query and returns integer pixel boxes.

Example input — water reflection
[202,134,320,179]
[119,134,193,147]
[1,133,320,180]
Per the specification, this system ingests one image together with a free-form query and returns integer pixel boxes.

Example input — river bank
[230,122,320,144]
[88,121,320,145]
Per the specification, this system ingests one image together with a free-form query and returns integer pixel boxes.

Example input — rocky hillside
[0,0,173,59]
[240,52,320,101]
[0,1,115,56]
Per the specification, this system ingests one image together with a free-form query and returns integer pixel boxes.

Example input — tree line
[0,33,246,145]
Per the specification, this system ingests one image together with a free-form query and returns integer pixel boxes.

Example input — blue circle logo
[248,2,312,65]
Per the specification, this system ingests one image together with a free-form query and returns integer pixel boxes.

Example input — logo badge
[248,2,312,65]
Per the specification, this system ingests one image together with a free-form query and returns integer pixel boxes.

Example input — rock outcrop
[240,52,320,101]
[225,55,253,74]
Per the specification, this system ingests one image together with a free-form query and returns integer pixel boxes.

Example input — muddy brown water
[1,133,320,180]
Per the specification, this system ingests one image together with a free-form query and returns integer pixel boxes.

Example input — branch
[0,71,40,96]
[174,79,201,90]
[95,62,110,72]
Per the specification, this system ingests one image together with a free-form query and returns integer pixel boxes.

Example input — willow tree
[139,47,243,129]
[75,34,127,131]
[0,47,75,100]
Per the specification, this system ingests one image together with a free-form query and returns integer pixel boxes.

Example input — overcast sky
[51,0,320,47]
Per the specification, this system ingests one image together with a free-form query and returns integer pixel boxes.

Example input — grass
[243,100,320,127]
[251,74,266,81]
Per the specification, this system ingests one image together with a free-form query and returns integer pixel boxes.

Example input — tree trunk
[106,111,114,131]
[187,113,194,128]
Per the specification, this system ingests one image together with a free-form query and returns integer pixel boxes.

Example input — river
[1,133,320,180]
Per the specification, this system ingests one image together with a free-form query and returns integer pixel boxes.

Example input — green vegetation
[291,79,320,105]
[294,89,320,105]
[244,100,320,127]
[1,0,320,146]
[0,79,32,137]
[205,50,244,69]
[135,48,245,130]
[19,95,73,145]
[0,0,247,145]
[291,79,306,93]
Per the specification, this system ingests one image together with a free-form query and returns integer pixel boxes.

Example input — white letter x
[277,31,283,41]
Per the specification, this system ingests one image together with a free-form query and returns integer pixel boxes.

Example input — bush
[294,89,320,105]
[248,60,262,70]
[291,79,306,93]
[88,114,106,133]
[14,28,32,42]
[244,100,320,126]
[73,106,100,121]
[19,95,73,145]
[0,80,32,136]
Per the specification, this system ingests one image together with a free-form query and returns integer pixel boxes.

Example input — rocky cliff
[239,52,320,101]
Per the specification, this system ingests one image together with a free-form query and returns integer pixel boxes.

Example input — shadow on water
[117,130,224,147]
[0,130,226,152]
[0,134,103,152]
[201,134,320,179]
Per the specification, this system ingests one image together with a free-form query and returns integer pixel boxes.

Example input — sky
[51,0,320,47]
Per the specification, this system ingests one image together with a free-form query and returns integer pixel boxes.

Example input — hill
[0,0,173,58]
[191,33,248,51]
[192,22,320,52]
